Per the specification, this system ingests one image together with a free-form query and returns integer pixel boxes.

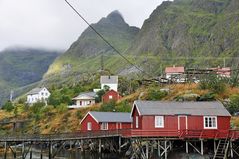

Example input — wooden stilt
[49,142,52,159]
[40,143,43,159]
[22,142,25,159]
[4,142,7,159]
[214,140,216,154]
[186,141,189,154]
[165,141,167,159]
[200,140,203,155]
[158,141,161,157]
[146,142,149,159]
[230,140,233,158]
[30,142,32,159]
[118,136,121,153]
[169,141,172,150]
[81,139,84,152]
[99,139,102,153]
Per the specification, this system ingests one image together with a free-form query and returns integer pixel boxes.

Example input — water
[0,149,127,159]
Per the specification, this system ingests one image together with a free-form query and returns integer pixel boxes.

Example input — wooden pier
[0,129,239,159]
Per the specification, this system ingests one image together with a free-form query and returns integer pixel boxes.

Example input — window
[87,122,92,130]
[204,116,217,129]
[109,95,113,99]
[155,116,164,128]
[45,93,48,96]
[101,123,108,130]
[135,116,139,128]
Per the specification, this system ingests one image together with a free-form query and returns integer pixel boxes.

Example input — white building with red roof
[165,66,185,82]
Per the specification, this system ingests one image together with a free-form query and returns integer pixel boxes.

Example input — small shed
[69,92,96,109]
[131,100,231,137]
[102,90,122,103]
[81,111,132,131]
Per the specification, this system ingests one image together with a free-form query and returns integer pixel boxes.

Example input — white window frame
[155,116,164,128]
[87,122,92,130]
[100,122,108,130]
[203,116,217,129]
[109,95,113,99]
[135,116,139,128]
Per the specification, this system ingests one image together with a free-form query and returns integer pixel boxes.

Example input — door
[178,116,187,135]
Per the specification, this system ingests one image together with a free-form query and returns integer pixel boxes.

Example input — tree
[2,101,14,112]
[226,94,239,114]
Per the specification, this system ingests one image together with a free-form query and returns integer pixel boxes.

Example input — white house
[68,92,96,109]
[100,76,118,92]
[27,87,50,105]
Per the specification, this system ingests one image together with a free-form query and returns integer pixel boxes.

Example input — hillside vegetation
[42,0,239,88]
[1,76,239,135]
[0,48,60,105]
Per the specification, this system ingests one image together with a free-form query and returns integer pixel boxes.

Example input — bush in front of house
[226,94,239,114]
[2,101,14,112]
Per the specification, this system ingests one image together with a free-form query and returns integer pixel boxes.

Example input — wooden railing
[0,129,239,142]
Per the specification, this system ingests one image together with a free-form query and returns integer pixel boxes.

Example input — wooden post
[4,142,7,159]
[146,142,149,159]
[158,141,161,157]
[40,143,43,159]
[169,141,172,150]
[30,143,32,159]
[230,140,233,158]
[22,142,25,159]
[118,136,121,153]
[186,141,189,154]
[49,142,52,159]
[200,140,203,155]
[81,139,84,152]
[99,139,102,153]
[165,141,167,159]
[214,140,216,154]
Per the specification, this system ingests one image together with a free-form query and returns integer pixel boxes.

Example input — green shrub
[197,92,216,101]
[100,101,116,112]
[2,101,14,112]
[226,94,239,114]
[147,89,168,100]
[199,75,226,94]
[76,110,82,119]
[57,103,68,113]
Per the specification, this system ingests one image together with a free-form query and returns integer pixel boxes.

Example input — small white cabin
[69,92,96,109]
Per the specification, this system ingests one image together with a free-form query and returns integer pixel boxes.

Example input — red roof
[165,66,184,73]
[211,67,231,77]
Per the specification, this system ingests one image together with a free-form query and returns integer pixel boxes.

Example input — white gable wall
[27,87,51,104]
[101,83,118,92]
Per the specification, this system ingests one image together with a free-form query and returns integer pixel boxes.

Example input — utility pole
[101,54,104,71]
[10,90,14,102]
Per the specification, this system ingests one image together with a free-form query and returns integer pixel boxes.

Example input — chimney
[108,76,111,79]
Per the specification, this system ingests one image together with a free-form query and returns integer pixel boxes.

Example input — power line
[64,0,150,76]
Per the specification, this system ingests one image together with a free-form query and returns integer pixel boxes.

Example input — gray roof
[73,92,96,100]
[27,87,44,95]
[89,111,132,123]
[134,100,231,116]
[100,76,118,84]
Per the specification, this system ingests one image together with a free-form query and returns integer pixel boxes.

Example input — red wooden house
[102,90,122,103]
[131,100,231,138]
[81,111,132,131]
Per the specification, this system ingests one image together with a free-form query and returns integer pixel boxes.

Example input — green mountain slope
[0,48,60,104]
[44,11,139,81]
[126,0,239,69]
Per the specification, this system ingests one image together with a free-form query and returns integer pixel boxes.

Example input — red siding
[81,113,132,131]
[81,114,99,131]
[131,104,231,138]
[132,106,142,129]
[102,90,122,103]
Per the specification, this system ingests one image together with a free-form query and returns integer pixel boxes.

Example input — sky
[0,0,168,51]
